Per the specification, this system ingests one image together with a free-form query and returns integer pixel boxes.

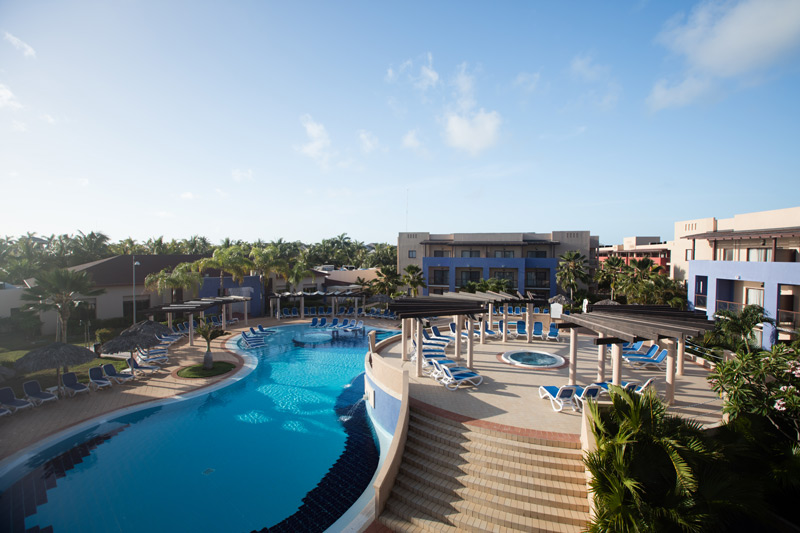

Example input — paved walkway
[376,320,724,436]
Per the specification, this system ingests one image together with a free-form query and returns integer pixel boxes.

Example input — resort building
[681,206,800,347]
[597,236,670,271]
[398,231,599,299]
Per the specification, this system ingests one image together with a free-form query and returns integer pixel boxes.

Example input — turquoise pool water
[0,325,397,532]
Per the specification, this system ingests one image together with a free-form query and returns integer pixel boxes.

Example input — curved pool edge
[0,338,258,479]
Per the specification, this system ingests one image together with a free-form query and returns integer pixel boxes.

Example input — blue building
[398,231,599,299]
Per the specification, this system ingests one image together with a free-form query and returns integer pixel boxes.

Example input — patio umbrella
[548,294,574,306]
[594,299,620,306]
[122,319,173,337]
[102,331,163,355]
[15,342,98,395]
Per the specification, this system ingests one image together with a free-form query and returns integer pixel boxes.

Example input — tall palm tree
[193,246,254,295]
[70,231,111,264]
[144,264,203,303]
[402,264,426,296]
[715,305,775,353]
[556,250,588,301]
[21,269,105,343]
[374,265,402,300]
[594,256,625,301]
[286,255,313,292]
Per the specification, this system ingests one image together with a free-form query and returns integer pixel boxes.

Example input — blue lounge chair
[538,385,578,412]
[357,307,363,315]
[480,321,500,338]
[126,357,160,376]
[533,307,540,314]
[422,329,450,346]
[439,365,483,390]
[546,323,560,342]
[594,381,641,394]
[137,348,168,365]
[282,308,291,318]
[574,384,603,410]
[335,319,351,329]
[309,317,319,327]
[210,315,222,327]
[257,325,276,335]
[514,306,522,316]
[634,378,658,394]
[621,341,645,354]
[291,308,299,317]
[623,344,659,363]
[23,380,58,406]
[516,320,528,337]
[303,307,309,316]
[625,349,669,370]
[532,321,544,340]
[499,320,518,339]
[0,407,10,417]
[240,334,266,349]
[308,307,316,316]
[345,320,364,333]
[103,364,133,384]
[0,387,33,412]
[88,366,112,391]
[62,372,90,396]
[327,318,339,329]
[317,317,327,328]
[431,326,456,342]
[347,307,355,315]
[449,322,477,339]
[325,306,333,316]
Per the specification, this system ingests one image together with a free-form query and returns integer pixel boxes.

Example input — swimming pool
[0,324,396,532]
[502,349,565,368]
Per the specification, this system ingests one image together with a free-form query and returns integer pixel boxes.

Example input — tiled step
[404,434,586,485]
[407,419,584,471]
[399,461,587,513]
[380,502,458,533]
[409,407,581,449]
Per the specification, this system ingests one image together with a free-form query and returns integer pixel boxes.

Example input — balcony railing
[694,294,707,309]
[716,300,743,314]
[778,309,800,331]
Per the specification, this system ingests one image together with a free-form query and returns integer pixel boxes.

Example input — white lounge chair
[538,385,578,412]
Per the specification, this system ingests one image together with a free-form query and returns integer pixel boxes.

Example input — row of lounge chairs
[408,330,484,390]
[607,342,670,371]
[493,306,550,316]
[538,378,657,412]
[282,307,366,318]
[241,325,278,348]
[443,320,562,342]
[309,317,365,333]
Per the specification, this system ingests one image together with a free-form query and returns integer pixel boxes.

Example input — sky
[1,0,799,247]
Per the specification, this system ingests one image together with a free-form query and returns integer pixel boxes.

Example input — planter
[203,350,214,370]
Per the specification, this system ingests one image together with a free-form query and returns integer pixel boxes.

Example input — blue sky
[1,0,799,246]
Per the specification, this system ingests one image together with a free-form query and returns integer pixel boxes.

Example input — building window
[408,250,416,258]
[747,248,772,262]
[432,269,449,285]
[718,248,734,261]
[461,250,480,258]
[525,269,550,288]
[457,270,481,287]
[685,249,694,260]
[494,270,517,285]
[527,250,547,258]
[494,250,514,258]
[746,288,764,306]
[433,250,450,257]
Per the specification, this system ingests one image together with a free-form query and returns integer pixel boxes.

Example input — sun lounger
[0,386,34,412]
[449,322,478,339]
[0,407,10,417]
[23,380,58,406]
[623,344,659,363]
[241,335,266,349]
[88,367,112,391]
[625,349,669,370]
[210,315,223,327]
[531,321,544,339]
[103,363,133,384]
[309,317,319,327]
[439,365,483,390]
[431,326,456,342]
[594,381,641,394]
[515,320,528,338]
[621,341,645,354]
[480,321,500,338]
[422,329,450,346]
[538,385,578,412]
[334,319,351,329]
[327,318,339,329]
[545,323,560,342]
[499,320,518,339]
[344,320,364,333]
[62,372,90,396]
[291,308,299,317]
[282,308,290,318]
[574,384,602,410]
[634,377,657,394]
[137,348,168,365]
[533,307,540,314]
[316,317,327,328]
[308,307,316,316]
[125,357,160,376]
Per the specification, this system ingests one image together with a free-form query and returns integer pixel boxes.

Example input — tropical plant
[402,264,426,296]
[355,276,375,297]
[594,256,625,301]
[21,268,105,343]
[374,265,402,299]
[286,256,313,292]
[556,250,588,301]
[192,245,254,295]
[714,305,775,353]
[144,264,202,303]
[195,321,229,370]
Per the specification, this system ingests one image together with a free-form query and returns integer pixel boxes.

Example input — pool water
[502,350,565,368]
[0,325,397,533]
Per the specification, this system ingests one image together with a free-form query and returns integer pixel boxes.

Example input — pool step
[377,404,589,532]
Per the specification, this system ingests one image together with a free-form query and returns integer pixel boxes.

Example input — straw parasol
[594,299,620,306]
[548,294,574,306]
[102,331,162,355]
[122,319,173,337]
[15,342,98,395]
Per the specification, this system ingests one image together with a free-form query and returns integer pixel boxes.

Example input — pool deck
[0,315,723,464]
[375,319,724,436]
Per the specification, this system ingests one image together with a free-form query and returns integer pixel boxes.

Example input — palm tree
[195,321,229,370]
[21,268,105,343]
[286,257,312,292]
[374,265,402,300]
[355,276,375,297]
[556,250,588,301]
[193,245,254,296]
[594,257,625,301]
[402,264,426,296]
[144,264,202,303]
[715,305,775,353]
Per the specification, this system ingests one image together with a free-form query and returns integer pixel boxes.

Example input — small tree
[556,250,588,301]
[195,321,229,370]
[402,264,426,296]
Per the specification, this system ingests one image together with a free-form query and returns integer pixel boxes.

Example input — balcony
[716,299,743,314]
[778,309,800,331]
[694,294,707,309]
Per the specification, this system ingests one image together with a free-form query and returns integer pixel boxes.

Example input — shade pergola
[267,289,366,319]
[143,295,252,346]
[556,304,716,403]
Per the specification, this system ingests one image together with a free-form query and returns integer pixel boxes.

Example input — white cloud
[358,130,379,154]
[650,0,800,110]
[3,32,36,58]
[444,109,502,156]
[40,113,55,124]
[11,120,27,132]
[179,192,195,200]
[385,59,412,83]
[514,72,541,93]
[295,114,336,168]
[647,76,713,111]
[415,52,439,91]
[453,63,476,113]
[570,55,620,109]
[231,168,253,182]
[0,84,21,109]
[402,129,421,149]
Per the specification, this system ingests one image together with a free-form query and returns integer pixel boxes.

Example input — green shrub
[95,328,115,344]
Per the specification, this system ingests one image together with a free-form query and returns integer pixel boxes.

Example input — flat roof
[418,240,558,246]
[684,226,800,241]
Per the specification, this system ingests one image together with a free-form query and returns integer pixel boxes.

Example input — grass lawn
[177,361,235,378]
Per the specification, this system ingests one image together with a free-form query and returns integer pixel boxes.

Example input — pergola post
[454,315,462,361]
[276,296,280,319]
[244,299,249,326]
[596,332,606,383]
[188,312,195,346]
[569,327,578,386]
[526,303,533,344]
[666,339,677,405]
[611,343,622,385]
[167,313,173,330]
[467,316,474,369]
[300,295,305,319]
[479,313,486,344]
[401,318,409,362]
[677,335,685,377]
[221,306,226,328]
[502,305,509,342]
[488,303,494,327]
[415,318,424,378]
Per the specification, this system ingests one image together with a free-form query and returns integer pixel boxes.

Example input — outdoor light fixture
[132,257,141,325]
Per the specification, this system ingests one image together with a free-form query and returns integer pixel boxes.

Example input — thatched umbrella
[548,294,574,306]
[102,332,163,355]
[15,342,98,395]
[122,319,173,337]
[594,299,620,306]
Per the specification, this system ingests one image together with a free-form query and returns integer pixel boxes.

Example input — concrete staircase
[378,405,590,532]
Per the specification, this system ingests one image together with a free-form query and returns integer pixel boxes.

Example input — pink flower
[774,399,787,412]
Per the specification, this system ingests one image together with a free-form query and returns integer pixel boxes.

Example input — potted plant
[195,321,229,370]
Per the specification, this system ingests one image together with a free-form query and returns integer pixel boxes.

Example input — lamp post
[132,256,141,325]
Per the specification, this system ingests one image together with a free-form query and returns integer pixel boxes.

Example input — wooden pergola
[143,295,251,346]
[556,305,716,403]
